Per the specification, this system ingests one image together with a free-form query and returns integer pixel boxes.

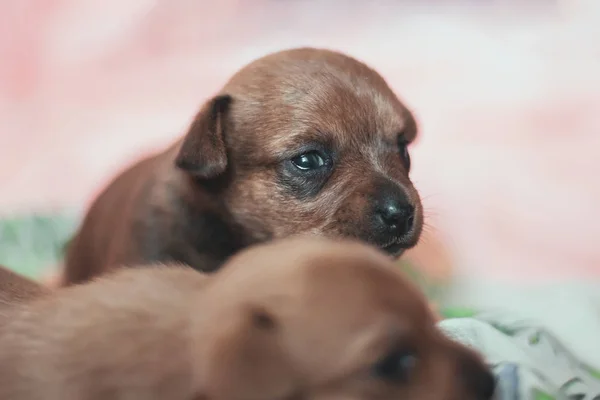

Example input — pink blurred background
[1,0,600,282]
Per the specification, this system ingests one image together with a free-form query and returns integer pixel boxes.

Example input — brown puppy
[63,47,423,285]
[0,265,49,317]
[0,238,494,400]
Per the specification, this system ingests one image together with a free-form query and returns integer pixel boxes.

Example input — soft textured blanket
[441,311,600,400]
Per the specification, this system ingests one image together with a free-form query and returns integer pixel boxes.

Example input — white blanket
[439,281,600,400]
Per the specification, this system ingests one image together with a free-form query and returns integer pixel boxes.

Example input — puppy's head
[175,48,422,256]
[192,238,495,400]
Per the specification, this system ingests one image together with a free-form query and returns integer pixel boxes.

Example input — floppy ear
[201,305,297,400]
[175,94,232,179]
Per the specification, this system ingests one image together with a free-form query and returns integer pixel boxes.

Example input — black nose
[374,198,415,236]
[471,367,496,400]
[460,355,496,400]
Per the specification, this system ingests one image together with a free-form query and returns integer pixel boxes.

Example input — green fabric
[441,306,478,319]
[0,213,77,278]
[532,388,555,400]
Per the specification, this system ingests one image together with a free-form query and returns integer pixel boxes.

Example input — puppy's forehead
[222,238,429,319]
[224,49,413,152]
[300,250,430,318]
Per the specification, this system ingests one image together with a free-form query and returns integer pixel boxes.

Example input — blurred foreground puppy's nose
[474,367,496,400]
[462,358,496,400]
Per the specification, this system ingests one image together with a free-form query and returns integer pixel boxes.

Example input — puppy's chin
[371,231,420,258]
[380,242,407,258]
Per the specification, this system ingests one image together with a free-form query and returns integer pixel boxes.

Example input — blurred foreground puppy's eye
[291,151,325,171]
[373,349,417,383]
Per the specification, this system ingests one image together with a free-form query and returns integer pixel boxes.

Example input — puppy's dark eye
[291,151,326,171]
[373,349,417,383]
[398,140,411,171]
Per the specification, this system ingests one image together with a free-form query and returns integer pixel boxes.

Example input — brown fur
[0,238,494,400]
[0,265,50,318]
[63,48,423,285]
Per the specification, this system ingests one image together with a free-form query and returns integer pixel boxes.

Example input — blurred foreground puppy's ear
[176,95,232,179]
[200,305,297,400]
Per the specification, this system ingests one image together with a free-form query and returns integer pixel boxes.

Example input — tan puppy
[63,47,423,285]
[0,238,494,400]
[0,265,50,318]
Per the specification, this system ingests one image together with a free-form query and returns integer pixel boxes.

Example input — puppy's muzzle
[370,181,417,254]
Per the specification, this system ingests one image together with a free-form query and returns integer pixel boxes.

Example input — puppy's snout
[373,188,415,237]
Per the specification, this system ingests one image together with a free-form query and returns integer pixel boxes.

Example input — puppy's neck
[146,149,254,271]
